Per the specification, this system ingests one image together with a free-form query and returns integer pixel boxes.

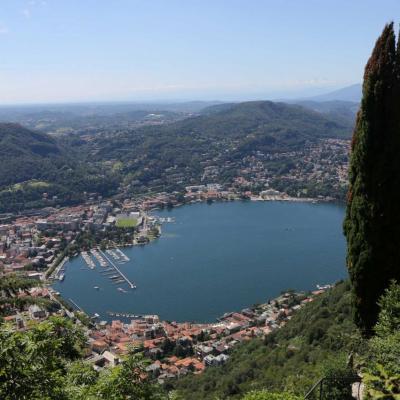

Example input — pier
[90,249,108,267]
[106,247,130,263]
[68,298,83,312]
[107,311,143,319]
[98,249,136,289]
[116,248,130,262]
[82,251,95,269]
[51,256,68,280]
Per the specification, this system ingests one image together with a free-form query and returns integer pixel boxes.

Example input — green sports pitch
[116,218,138,228]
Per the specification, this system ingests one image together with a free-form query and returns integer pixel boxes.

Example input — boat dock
[82,251,95,269]
[106,247,130,263]
[116,248,130,262]
[98,249,136,289]
[106,249,121,262]
[68,298,84,312]
[51,256,68,280]
[107,311,143,319]
[90,249,108,267]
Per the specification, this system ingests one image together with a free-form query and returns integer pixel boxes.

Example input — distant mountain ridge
[307,83,362,102]
[287,100,359,127]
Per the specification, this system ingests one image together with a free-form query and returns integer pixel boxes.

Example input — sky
[1,0,400,104]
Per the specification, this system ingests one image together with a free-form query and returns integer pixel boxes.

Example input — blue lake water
[54,201,347,322]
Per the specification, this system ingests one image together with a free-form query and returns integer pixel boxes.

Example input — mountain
[77,100,352,199]
[182,100,352,142]
[307,84,362,102]
[90,100,353,165]
[289,100,359,127]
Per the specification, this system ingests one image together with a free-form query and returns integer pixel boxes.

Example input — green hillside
[90,100,352,159]
[0,123,118,212]
[0,100,352,212]
[172,281,359,399]
[0,123,63,187]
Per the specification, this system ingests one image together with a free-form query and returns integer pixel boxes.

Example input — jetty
[90,249,108,267]
[116,248,130,262]
[52,256,68,280]
[106,247,130,263]
[68,298,83,312]
[82,251,95,269]
[98,249,136,289]
[107,311,143,319]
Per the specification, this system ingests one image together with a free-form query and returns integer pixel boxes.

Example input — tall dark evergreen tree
[344,23,400,333]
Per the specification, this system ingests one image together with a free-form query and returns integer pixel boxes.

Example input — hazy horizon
[1,0,399,104]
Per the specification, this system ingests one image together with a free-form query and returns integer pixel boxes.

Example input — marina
[106,248,130,263]
[82,251,95,269]
[90,249,108,267]
[116,248,130,262]
[99,248,136,289]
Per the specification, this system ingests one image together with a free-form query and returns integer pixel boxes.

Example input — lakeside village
[1,269,332,383]
[0,182,334,381]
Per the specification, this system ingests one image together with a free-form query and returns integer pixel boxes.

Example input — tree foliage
[363,282,400,398]
[344,23,400,333]
[0,318,166,400]
[241,391,302,400]
[0,274,54,316]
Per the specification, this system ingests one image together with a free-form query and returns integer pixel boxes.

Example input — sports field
[116,218,138,228]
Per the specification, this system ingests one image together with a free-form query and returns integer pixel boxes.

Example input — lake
[54,201,347,322]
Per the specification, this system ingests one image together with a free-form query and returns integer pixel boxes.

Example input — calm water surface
[54,201,346,322]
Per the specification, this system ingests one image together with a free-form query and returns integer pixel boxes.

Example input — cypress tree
[344,22,400,333]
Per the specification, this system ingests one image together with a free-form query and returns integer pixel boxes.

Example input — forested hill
[0,123,61,158]
[0,123,118,212]
[0,123,65,187]
[90,100,352,161]
[0,100,353,212]
[163,100,352,142]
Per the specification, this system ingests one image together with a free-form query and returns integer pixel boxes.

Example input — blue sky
[1,0,400,104]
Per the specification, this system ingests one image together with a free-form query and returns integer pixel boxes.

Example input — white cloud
[22,8,31,19]
[0,25,9,35]
[28,0,47,6]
